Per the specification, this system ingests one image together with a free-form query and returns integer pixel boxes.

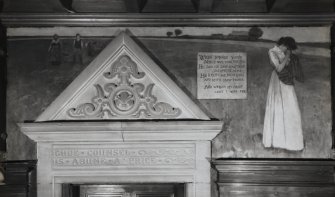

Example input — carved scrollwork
[67,55,181,119]
[103,55,145,82]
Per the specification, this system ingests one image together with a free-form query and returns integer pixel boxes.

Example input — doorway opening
[62,183,185,197]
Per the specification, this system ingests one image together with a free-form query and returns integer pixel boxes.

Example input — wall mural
[6,26,332,159]
[263,37,304,151]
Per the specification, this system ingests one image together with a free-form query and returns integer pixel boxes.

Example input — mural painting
[263,37,304,151]
[48,34,62,65]
[6,26,332,159]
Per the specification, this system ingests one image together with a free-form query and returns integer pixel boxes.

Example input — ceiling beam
[59,0,75,13]
[266,0,276,12]
[212,0,268,13]
[268,0,288,12]
[269,0,334,13]
[3,0,67,13]
[197,0,214,13]
[142,0,196,13]
[124,0,147,13]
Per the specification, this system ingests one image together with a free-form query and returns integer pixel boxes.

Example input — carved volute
[67,55,181,119]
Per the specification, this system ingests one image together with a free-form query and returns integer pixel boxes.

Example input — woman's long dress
[262,46,304,151]
[49,40,61,65]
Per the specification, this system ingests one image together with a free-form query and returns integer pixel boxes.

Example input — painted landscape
[6,26,332,159]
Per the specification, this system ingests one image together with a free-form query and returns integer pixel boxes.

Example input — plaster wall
[6,28,332,159]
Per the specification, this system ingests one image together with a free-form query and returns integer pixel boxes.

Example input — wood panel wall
[0,160,37,197]
[212,159,335,197]
[0,23,6,153]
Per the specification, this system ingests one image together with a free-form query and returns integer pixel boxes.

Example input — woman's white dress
[262,46,304,151]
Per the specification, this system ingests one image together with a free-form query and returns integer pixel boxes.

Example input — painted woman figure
[73,33,84,65]
[263,37,304,151]
[48,34,61,65]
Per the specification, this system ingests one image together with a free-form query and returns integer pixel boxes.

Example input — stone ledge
[19,120,223,142]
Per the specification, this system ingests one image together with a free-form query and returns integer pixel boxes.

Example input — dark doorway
[62,183,185,197]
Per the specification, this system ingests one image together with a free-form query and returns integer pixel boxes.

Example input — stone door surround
[20,120,222,197]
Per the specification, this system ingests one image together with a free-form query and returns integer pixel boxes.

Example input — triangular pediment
[36,32,209,121]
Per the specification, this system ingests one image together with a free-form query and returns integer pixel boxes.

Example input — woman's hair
[277,36,297,50]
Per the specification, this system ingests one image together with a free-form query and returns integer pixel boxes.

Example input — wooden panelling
[124,0,142,13]
[270,0,334,13]
[213,159,335,197]
[142,0,196,13]
[0,22,5,152]
[2,160,36,186]
[219,185,335,197]
[1,0,334,13]
[332,25,335,159]
[213,0,267,13]
[197,0,214,13]
[0,160,37,197]
[0,185,27,197]
[3,0,66,13]
[72,0,127,13]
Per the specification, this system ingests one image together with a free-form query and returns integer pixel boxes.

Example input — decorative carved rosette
[67,55,181,119]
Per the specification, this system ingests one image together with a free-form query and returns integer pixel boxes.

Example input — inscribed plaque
[52,143,195,169]
[197,52,247,99]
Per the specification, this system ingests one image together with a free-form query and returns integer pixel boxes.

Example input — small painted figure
[263,36,304,151]
[73,33,84,65]
[48,34,61,65]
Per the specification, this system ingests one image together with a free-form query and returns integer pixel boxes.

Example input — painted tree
[166,31,173,37]
[248,26,263,41]
[174,29,182,37]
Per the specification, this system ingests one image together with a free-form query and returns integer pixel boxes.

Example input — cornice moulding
[1,13,335,27]
[19,120,223,142]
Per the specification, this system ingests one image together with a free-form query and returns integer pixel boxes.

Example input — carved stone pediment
[67,55,181,119]
[36,32,209,121]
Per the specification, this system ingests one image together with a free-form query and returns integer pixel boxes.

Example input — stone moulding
[19,120,223,142]
[67,55,182,119]
[19,119,222,197]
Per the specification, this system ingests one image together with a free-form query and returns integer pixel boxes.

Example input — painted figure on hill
[48,34,62,65]
[263,36,304,151]
[73,33,84,65]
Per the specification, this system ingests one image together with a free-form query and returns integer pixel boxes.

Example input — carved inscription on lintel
[52,144,195,169]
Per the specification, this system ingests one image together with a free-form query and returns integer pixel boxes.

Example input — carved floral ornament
[67,55,182,119]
